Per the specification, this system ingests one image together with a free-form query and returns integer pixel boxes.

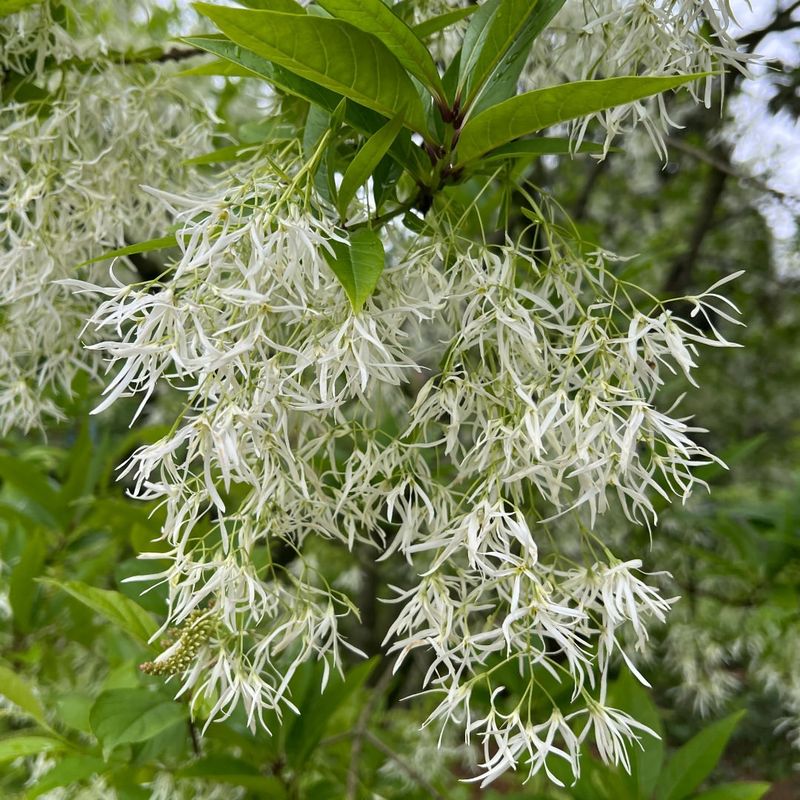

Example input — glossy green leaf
[183,35,429,181]
[0,736,62,763]
[43,579,157,645]
[26,756,107,799]
[458,0,499,93]
[656,710,746,800]
[412,7,477,40]
[90,689,186,751]
[194,4,429,133]
[324,229,386,312]
[470,0,568,115]
[77,236,177,268]
[318,0,445,100]
[338,114,404,217]
[182,35,342,110]
[692,783,771,800]
[0,664,47,726]
[455,73,706,165]
[459,0,566,110]
[236,0,304,10]
[177,58,255,78]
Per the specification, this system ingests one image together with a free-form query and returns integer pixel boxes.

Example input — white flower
[574,697,658,773]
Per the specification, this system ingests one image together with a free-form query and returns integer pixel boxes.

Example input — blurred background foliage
[2,0,800,798]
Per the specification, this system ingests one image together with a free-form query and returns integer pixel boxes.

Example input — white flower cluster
[523,0,752,154]
[71,121,743,783]
[0,1,74,79]
[73,147,431,731]
[0,1,213,433]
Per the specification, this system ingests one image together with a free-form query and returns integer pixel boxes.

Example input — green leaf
[183,35,429,181]
[55,692,94,734]
[59,420,105,509]
[236,0,305,10]
[317,0,445,100]
[455,74,706,165]
[0,736,62,763]
[178,756,288,794]
[303,104,332,160]
[183,35,341,109]
[43,579,157,645]
[238,118,299,145]
[194,4,429,133]
[77,236,177,268]
[611,670,664,798]
[9,532,47,634]
[412,7,477,40]
[338,114,404,218]
[0,454,65,527]
[324,229,386,312]
[692,783,771,800]
[459,0,566,110]
[90,689,186,751]
[0,0,40,16]
[178,58,256,78]
[26,756,106,799]
[371,152,402,211]
[0,664,47,726]
[656,711,746,800]
[303,103,337,205]
[548,753,628,800]
[285,658,376,767]
[474,0,567,115]
[458,0,499,93]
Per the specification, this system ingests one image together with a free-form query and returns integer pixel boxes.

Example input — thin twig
[154,47,205,64]
[111,46,205,65]
[188,719,201,756]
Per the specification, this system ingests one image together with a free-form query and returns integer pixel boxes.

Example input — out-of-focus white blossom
[0,1,214,433]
